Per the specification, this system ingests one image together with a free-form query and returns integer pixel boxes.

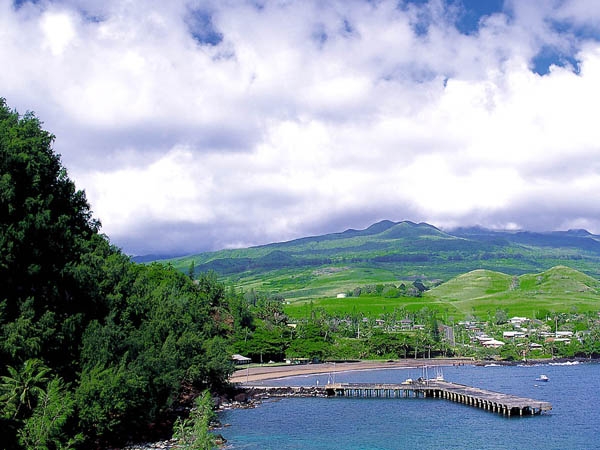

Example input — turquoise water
[219,362,600,449]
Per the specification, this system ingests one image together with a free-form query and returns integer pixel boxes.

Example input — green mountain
[162,220,600,300]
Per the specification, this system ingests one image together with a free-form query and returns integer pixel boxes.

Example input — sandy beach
[230,358,475,383]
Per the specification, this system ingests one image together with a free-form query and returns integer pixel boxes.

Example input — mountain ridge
[154,220,600,298]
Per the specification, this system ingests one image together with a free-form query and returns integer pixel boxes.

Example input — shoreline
[229,356,597,383]
[229,358,475,383]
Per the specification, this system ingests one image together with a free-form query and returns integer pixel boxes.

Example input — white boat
[536,374,549,382]
[434,368,444,381]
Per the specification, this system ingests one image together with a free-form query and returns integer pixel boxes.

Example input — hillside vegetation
[283,266,600,320]
[0,99,238,449]
[161,217,600,303]
[428,265,600,319]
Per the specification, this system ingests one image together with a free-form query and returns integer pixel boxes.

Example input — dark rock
[214,434,227,445]
[234,392,247,402]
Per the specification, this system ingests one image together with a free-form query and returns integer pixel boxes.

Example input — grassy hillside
[157,220,600,301]
[283,266,600,320]
[426,265,600,318]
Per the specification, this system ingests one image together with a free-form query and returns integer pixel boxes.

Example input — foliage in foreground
[172,390,216,450]
[0,99,238,448]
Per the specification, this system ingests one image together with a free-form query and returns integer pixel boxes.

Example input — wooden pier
[244,380,552,417]
[325,380,552,416]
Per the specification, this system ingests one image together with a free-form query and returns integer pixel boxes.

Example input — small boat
[434,368,444,381]
[536,374,549,382]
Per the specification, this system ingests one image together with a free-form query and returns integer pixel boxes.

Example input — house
[481,339,505,348]
[556,331,573,337]
[509,317,529,327]
[503,331,526,339]
[400,319,413,330]
[232,354,252,365]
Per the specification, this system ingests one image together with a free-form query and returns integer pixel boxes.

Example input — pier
[326,380,552,416]
[244,380,552,417]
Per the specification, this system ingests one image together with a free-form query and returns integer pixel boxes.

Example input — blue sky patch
[186,9,223,46]
[453,0,505,35]
[532,46,580,75]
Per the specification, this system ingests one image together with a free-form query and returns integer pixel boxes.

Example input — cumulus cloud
[3,0,600,255]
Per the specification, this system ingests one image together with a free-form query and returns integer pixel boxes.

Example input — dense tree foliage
[0,99,234,448]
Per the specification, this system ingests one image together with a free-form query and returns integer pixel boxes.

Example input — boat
[434,368,444,381]
[536,374,549,382]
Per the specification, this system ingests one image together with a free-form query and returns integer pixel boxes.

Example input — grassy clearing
[284,294,435,320]
[283,266,600,320]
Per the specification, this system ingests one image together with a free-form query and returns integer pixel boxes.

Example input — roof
[481,339,505,347]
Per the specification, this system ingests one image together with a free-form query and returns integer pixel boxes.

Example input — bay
[219,361,600,449]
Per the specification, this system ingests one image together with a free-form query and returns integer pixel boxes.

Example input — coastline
[229,358,475,383]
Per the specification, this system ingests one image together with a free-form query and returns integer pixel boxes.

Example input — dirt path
[230,358,475,383]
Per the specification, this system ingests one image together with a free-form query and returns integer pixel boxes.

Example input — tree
[188,261,196,280]
[18,377,79,450]
[0,98,100,376]
[495,309,508,325]
[1,99,237,447]
[172,390,216,450]
[0,359,50,420]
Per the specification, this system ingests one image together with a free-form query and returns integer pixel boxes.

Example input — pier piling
[324,380,552,416]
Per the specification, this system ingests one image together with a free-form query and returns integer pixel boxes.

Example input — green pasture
[283,266,600,321]
[284,294,435,320]
[427,266,600,319]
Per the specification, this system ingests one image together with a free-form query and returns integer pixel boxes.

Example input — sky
[3,0,600,256]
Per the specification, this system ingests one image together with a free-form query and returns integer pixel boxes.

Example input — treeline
[231,291,445,363]
[344,280,431,298]
[0,100,240,449]
[231,290,600,364]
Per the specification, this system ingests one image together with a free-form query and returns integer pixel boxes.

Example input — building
[232,354,252,365]
[481,339,505,348]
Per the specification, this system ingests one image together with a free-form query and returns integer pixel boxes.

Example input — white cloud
[86,147,215,231]
[3,0,600,254]
[40,11,76,55]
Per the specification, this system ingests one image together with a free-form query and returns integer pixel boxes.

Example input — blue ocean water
[219,362,600,449]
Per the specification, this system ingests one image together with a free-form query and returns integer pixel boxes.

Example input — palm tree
[0,359,50,419]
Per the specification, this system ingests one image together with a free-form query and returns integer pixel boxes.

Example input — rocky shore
[120,386,327,449]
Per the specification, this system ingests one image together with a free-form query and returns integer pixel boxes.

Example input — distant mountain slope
[160,220,600,298]
[451,227,600,253]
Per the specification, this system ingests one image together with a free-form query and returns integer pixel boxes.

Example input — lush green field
[283,266,600,320]
[284,293,433,319]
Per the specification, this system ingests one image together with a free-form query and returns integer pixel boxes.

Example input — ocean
[218,361,600,449]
